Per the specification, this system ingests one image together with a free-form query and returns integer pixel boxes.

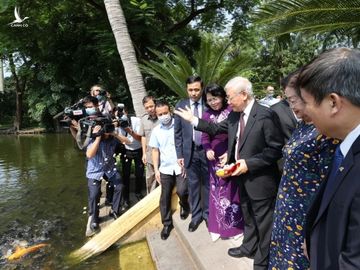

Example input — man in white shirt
[259,85,280,107]
[117,108,144,210]
[149,100,189,240]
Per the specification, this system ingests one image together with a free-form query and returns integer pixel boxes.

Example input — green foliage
[141,35,253,97]
[252,0,360,45]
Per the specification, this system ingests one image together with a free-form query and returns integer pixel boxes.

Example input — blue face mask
[85,107,97,116]
[158,114,172,125]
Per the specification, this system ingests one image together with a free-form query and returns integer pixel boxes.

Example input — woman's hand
[206,150,215,161]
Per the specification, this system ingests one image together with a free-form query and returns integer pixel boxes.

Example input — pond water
[0,134,154,270]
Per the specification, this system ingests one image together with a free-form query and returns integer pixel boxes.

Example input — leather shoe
[109,211,119,220]
[180,206,189,220]
[188,220,202,232]
[160,225,173,240]
[228,247,252,258]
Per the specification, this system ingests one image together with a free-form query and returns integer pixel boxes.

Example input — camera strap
[76,125,93,150]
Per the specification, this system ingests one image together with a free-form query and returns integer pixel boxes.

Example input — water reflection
[0,134,121,269]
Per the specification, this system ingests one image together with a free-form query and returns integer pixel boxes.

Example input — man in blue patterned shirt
[84,96,129,236]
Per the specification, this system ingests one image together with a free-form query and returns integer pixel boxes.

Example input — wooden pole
[68,186,163,264]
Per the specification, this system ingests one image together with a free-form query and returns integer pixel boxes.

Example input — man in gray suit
[174,75,209,232]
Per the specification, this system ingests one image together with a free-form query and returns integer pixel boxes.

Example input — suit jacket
[174,98,206,168]
[197,102,284,199]
[305,136,360,270]
[271,99,297,143]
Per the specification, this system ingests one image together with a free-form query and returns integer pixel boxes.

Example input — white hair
[224,76,253,97]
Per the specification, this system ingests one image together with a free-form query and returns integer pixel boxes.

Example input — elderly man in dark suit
[298,48,360,270]
[174,75,209,232]
[175,76,284,270]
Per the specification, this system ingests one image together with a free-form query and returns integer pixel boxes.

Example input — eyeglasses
[227,93,240,102]
[286,96,302,106]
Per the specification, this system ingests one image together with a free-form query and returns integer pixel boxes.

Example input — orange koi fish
[7,243,48,260]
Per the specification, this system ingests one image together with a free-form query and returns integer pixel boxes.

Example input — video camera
[114,103,130,129]
[59,100,86,128]
[79,116,115,138]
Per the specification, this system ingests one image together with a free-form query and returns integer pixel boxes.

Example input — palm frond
[252,0,360,39]
[141,36,254,96]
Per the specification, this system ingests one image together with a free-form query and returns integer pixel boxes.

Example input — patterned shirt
[86,136,119,180]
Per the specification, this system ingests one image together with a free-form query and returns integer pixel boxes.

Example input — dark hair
[297,47,360,106]
[155,99,170,110]
[142,95,156,105]
[203,83,227,108]
[186,75,203,87]
[281,68,301,89]
[82,95,99,106]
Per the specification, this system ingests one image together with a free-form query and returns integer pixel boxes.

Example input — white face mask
[158,114,172,125]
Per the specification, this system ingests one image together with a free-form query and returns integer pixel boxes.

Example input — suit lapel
[228,112,240,159]
[313,148,354,226]
[238,103,257,151]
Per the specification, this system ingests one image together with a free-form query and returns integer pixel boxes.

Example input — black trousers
[160,172,189,226]
[186,146,209,223]
[87,172,123,223]
[121,148,144,203]
[239,189,276,270]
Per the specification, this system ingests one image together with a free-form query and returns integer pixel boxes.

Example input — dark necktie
[235,112,245,159]
[321,145,344,207]
[193,102,202,146]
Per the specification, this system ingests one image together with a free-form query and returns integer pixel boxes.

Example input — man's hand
[174,106,196,123]
[124,127,132,134]
[302,240,309,260]
[218,152,228,167]
[71,119,79,129]
[92,125,102,135]
[142,154,147,165]
[155,170,161,184]
[232,159,248,176]
[177,158,184,168]
[206,150,215,161]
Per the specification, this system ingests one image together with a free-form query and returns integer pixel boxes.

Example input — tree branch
[167,1,224,33]
[85,0,106,13]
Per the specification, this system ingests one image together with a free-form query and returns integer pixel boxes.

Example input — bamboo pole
[68,186,162,264]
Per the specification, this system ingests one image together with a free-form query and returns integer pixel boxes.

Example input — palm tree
[140,36,253,97]
[253,0,360,44]
[104,0,146,116]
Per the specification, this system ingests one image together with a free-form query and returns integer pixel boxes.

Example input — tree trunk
[104,0,146,116]
[0,57,4,93]
[9,54,24,131]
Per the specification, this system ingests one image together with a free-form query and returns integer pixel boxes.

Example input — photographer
[90,84,114,116]
[83,96,130,236]
[116,107,144,211]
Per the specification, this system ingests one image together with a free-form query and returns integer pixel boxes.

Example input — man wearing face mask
[82,95,130,236]
[149,100,189,240]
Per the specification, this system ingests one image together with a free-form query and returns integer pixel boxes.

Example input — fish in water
[7,243,48,260]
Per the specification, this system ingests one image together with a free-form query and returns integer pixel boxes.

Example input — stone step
[172,211,253,270]
[147,228,198,270]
